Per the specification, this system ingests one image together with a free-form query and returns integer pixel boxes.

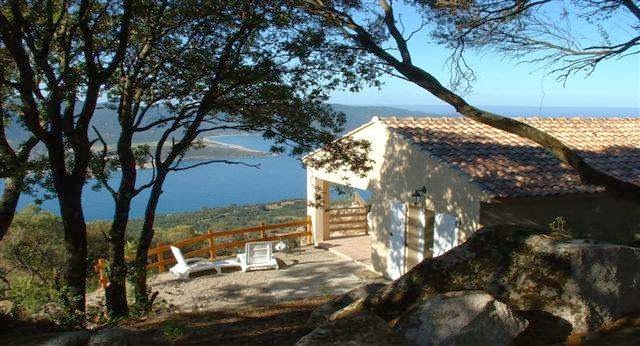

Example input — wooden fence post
[260,222,266,240]
[94,258,109,289]
[365,205,371,235]
[208,230,216,259]
[306,215,313,245]
[157,241,166,273]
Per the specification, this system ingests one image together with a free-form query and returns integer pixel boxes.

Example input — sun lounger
[237,241,279,272]
[169,246,219,279]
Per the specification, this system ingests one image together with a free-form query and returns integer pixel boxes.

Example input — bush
[8,277,81,327]
[1,206,86,326]
[87,221,110,265]
[0,205,65,287]
[153,225,200,245]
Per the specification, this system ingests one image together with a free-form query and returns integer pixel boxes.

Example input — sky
[329,2,640,110]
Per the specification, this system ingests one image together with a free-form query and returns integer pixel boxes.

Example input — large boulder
[338,225,640,335]
[395,291,528,345]
[499,237,640,333]
[308,283,386,325]
[296,311,407,346]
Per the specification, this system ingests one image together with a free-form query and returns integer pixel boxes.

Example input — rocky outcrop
[296,311,407,346]
[41,330,91,346]
[498,237,640,333]
[88,328,153,346]
[395,291,528,345]
[329,225,640,335]
[308,283,385,325]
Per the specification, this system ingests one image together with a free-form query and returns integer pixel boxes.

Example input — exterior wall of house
[367,132,488,277]
[479,194,640,245]
[306,120,489,278]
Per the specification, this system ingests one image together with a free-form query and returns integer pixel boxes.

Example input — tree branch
[169,159,260,172]
[305,0,640,202]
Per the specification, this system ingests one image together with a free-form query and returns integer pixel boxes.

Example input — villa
[306,116,640,279]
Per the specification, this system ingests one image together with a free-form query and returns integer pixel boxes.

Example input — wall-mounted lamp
[411,186,427,206]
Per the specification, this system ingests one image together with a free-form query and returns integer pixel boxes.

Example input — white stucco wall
[306,118,490,278]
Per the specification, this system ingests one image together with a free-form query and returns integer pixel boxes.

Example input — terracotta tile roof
[381,117,640,198]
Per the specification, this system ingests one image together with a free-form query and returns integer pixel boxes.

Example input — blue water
[8,135,308,220]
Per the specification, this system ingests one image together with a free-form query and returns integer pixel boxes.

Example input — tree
[0,0,133,316]
[0,50,40,241]
[126,0,376,311]
[301,0,640,202]
[428,0,640,84]
[0,86,38,241]
[89,0,377,315]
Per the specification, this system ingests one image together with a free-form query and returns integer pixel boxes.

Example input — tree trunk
[104,192,131,318]
[130,172,166,311]
[104,135,137,317]
[0,175,25,241]
[56,176,88,316]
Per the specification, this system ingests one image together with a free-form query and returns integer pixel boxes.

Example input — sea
[3,105,638,220]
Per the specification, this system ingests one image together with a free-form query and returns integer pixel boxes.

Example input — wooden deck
[318,234,373,271]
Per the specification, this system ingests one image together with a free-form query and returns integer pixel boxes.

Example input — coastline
[202,135,269,156]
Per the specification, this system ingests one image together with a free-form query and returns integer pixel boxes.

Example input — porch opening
[313,185,374,270]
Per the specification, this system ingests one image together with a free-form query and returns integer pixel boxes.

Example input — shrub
[1,205,64,286]
[8,277,81,327]
[154,225,200,245]
[162,321,186,339]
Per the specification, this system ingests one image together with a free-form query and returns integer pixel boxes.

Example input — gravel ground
[88,246,386,312]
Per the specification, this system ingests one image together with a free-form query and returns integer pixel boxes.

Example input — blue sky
[329,2,640,109]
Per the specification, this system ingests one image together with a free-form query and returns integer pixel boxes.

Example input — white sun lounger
[237,241,279,272]
[169,246,239,279]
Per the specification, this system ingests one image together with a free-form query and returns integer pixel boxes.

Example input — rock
[297,311,407,346]
[308,283,386,325]
[89,328,152,346]
[395,291,528,345]
[500,237,640,333]
[41,330,91,346]
[356,225,640,335]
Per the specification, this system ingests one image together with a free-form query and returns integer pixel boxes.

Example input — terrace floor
[87,245,385,312]
[318,233,373,272]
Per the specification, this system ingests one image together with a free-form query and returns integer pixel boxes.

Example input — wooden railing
[329,204,370,235]
[94,217,312,287]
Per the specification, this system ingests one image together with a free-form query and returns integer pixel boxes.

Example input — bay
[7,135,307,221]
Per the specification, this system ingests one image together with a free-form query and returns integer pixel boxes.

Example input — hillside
[5,103,430,145]
[330,104,430,131]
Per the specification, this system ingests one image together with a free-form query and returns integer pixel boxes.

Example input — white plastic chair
[169,246,218,279]
[237,241,279,272]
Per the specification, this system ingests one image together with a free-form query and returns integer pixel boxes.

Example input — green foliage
[0,206,64,286]
[124,240,137,260]
[87,221,110,269]
[86,299,110,326]
[0,207,87,326]
[8,277,81,327]
[162,321,186,339]
[127,200,307,236]
[548,216,572,240]
[153,225,200,245]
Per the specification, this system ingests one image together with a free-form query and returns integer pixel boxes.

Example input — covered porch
[306,172,374,271]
